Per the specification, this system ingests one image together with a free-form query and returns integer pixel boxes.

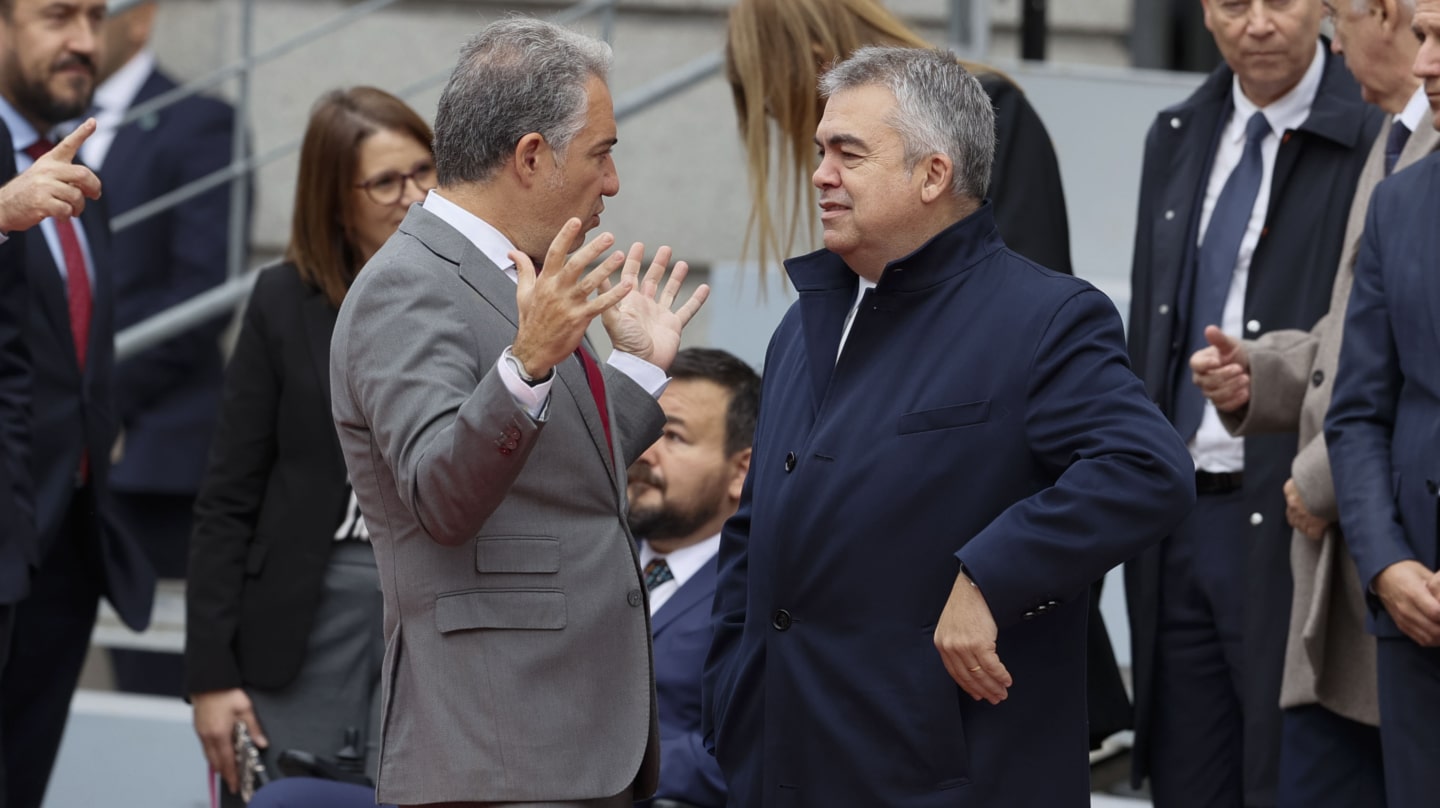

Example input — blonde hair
[725,0,995,274]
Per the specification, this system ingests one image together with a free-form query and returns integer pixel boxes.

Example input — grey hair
[1348,0,1412,12]
[433,17,612,185]
[819,46,995,201]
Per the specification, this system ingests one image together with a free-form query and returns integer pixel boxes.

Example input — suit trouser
[109,490,192,697]
[1149,489,1280,808]
[1376,636,1440,808]
[1,493,105,808]
[1275,704,1383,808]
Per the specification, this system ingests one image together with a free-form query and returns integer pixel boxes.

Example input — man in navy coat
[87,0,239,697]
[629,348,757,808]
[702,46,1194,807]
[1326,10,1440,802]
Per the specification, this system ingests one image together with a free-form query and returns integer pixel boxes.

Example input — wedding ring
[968,665,983,672]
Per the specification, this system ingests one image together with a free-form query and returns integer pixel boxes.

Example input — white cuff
[497,346,552,419]
[607,351,669,399]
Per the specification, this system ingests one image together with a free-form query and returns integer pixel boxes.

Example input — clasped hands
[508,217,709,378]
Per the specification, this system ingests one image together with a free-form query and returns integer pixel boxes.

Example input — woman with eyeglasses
[184,86,434,806]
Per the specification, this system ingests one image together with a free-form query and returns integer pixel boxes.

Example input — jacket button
[1311,370,1324,387]
[1250,512,1264,526]
[1158,304,1170,315]
[784,452,797,472]
[1246,320,1261,334]
[1170,117,1182,129]
[498,446,512,456]
[1164,210,1175,221]
[772,609,792,631]
[1022,610,1037,621]
[627,589,642,607]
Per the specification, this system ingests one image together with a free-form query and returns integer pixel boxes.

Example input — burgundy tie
[25,138,92,369]
[576,345,613,455]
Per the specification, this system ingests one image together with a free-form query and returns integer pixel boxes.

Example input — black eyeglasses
[356,161,437,206]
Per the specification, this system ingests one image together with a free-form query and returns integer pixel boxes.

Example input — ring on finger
[968,665,982,672]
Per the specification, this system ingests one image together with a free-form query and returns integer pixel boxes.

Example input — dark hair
[286,86,433,309]
[669,348,761,457]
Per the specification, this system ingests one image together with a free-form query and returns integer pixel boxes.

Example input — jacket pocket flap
[898,401,991,434]
[244,544,267,576]
[435,589,566,633]
[476,536,560,574]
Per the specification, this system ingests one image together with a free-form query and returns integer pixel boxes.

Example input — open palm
[601,243,710,371]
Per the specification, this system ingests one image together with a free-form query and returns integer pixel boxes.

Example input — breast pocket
[897,401,991,435]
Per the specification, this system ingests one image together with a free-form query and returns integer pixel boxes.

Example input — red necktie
[25,139,92,369]
[576,346,612,455]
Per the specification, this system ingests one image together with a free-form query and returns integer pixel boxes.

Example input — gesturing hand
[1190,326,1251,413]
[933,569,1012,705]
[599,242,710,372]
[0,118,102,233]
[510,218,633,379]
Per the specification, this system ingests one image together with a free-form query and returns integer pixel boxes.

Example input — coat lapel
[651,554,717,635]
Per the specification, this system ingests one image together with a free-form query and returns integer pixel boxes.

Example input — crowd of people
[0,0,1435,807]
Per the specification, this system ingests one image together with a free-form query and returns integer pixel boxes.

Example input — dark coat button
[627,589,642,607]
[1312,370,1324,387]
[784,452,797,472]
[772,609,792,631]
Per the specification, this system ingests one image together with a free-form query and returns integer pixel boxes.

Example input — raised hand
[600,242,710,372]
[510,218,633,379]
[1190,325,1251,412]
[0,118,103,233]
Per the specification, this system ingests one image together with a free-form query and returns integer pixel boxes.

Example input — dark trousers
[1276,704,1383,808]
[1377,636,1440,808]
[1149,489,1279,808]
[1,494,105,808]
[108,491,192,697]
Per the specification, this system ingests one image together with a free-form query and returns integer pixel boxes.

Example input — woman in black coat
[184,87,435,805]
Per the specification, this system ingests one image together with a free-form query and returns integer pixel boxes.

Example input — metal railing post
[228,0,254,279]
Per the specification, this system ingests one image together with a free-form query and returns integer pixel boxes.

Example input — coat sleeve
[1127,120,1163,375]
[1325,191,1414,590]
[1218,327,1320,436]
[185,270,281,694]
[957,288,1195,628]
[657,705,727,807]
[114,98,241,419]
[983,74,1074,276]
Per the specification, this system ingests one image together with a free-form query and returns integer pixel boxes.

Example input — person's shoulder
[252,261,307,299]
[1373,152,1440,217]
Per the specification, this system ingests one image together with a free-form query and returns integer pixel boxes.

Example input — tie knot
[1244,112,1271,145]
[24,138,53,161]
[643,557,674,591]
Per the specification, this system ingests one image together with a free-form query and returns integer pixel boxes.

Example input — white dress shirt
[420,190,667,419]
[1398,84,1430,136]
[1189,40,1324,473]
[638,534,720,615]
[836,277,877,362]
[80,49,155,171]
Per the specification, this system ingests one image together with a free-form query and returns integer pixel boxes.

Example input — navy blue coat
[1326,153,1440,637]
[104,67,237,494]
[704,205,1194,807]
[1123,47,1379,796]
[644,554,725,808]
[0,118,35,604]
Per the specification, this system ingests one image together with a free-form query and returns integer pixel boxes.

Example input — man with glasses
[1125,0,1381,805]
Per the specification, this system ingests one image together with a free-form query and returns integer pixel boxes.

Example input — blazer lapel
[651,554,717,635]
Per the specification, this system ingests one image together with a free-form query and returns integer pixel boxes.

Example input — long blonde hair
[725,0,994,274]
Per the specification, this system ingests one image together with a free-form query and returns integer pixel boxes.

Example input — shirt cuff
[607,351,669,399]
[497,346,552,419]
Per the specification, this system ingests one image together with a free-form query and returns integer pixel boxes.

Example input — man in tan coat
[1190,0,1433,803]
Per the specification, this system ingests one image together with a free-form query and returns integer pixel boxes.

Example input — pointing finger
[47,118,97,164]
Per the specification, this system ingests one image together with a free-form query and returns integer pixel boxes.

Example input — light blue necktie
[1174,111,1271,440]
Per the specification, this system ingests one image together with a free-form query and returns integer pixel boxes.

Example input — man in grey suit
[1189,0,1434,803]
[330,17,708,808]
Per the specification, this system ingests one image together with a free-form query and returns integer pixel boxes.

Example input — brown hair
[726,0,996,275]
[286,86,434,309]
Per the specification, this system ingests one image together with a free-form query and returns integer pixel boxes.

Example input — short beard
[7,64,92,131]
[627,499,719,544]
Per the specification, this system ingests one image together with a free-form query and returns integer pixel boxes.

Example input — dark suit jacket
[980,72,1073,276]
[1123,47,1379,795]
[644,552,724,808]
[1326,154,1440,638]
[19,132,153,629]
[0,118,35,603]
[704,205,1194,807]
[185,263,352,694]
[104,67,237,494]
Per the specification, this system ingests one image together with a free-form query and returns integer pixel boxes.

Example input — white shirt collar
[1399,83,1430,134]
[421,189,519,273]
[639,534,721,590]
[0,95,41,157]
[94,50,154,119]
[1229,39,1325,143]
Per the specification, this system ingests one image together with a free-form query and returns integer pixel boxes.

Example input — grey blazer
[330,205,664,804]
[1222,115,1440,726]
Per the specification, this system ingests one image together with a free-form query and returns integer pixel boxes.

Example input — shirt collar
[421,189,518,273]
[0,95,40,155]
[639,534,721,589]
[93,50,155,118]
[1229,39,1325,142]
[1399,83,1430,133]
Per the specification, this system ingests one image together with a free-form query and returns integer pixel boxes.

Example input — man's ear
[512,132,548,189]
[727,447,752,501]
[918,153,954,204]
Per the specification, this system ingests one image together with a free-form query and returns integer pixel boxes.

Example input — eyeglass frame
[355,160,437,206]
